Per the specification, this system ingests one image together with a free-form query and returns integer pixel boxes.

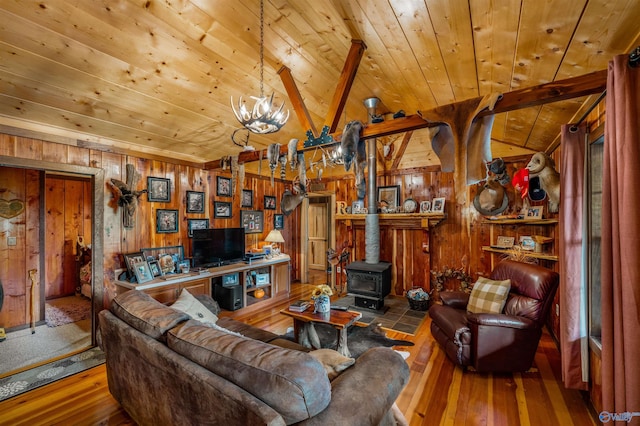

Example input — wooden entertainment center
[114,255,291,314]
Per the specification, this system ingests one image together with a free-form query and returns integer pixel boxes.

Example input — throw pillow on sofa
[171,288,219,324]
[467,277,511,314]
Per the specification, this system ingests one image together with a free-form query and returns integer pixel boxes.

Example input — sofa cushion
[216,317,280,342]
[310,349,355,381]
[467,277,511,314]
[171,288,219,324]
[168,320,331,424]
[110,290,189,341]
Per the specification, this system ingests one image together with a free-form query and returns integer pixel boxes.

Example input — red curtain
[602,54,640,424]
[559,122,588,390]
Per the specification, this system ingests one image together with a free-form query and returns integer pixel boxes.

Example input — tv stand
[115,255,291,315]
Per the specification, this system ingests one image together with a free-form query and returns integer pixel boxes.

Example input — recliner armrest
[439,291,470,309]
[467,313,536,330]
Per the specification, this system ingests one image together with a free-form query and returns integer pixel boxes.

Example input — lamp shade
[265,229,285,243]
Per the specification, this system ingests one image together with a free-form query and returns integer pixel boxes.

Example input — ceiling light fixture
[230,0,289,134]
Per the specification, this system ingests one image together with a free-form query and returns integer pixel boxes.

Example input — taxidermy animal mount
[526,152,560,213]
[108,164,147,228]
[340,120,366,201]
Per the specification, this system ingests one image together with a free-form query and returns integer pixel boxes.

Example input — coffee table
[280,307,362,357]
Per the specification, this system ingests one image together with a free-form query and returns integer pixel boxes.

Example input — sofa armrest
[439,291,470,309]
[467,313,536,330]
[298,347,409,426]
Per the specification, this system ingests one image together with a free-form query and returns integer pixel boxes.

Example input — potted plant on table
[311,284,333,314]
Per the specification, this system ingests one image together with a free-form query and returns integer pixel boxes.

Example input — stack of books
[288,300,310,312]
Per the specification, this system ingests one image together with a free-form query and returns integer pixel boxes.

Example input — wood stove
[346,260,392,310]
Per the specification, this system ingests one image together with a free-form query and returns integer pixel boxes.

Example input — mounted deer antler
[108,164,147,228]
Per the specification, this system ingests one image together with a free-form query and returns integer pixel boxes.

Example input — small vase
[314,294,331,314]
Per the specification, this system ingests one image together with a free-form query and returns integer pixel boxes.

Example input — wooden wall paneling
[67,145,90,167]
[82,179,92,244]
[0,167,28,328]
[101,152,126,287]
[42,140,68,164]
[45,176,65,299]
[26,169,42,324]
[15,137,42,160]
[0,133,16,156]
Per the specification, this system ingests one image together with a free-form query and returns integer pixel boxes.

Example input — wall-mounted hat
[528,176,547,202]
[512,168,529,199]
[473,180,509,216]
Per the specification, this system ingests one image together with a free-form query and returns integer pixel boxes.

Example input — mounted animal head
[526,152,556,176]
[340,120,364,172]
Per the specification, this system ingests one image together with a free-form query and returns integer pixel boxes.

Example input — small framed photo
[431,197,446,213]
[264,195,276,210]
[420,200,431,213]
[525,206,544,220]
[188,218,209,237]
[186,191,205,213]
[216,176,232,197]
[241,189,253,208]
[177,259,191,274]
[147,177,171,202]
[156,209,179,233]
[377,185,400,210]
[132,260,154,284]
[214,201,232,218]
[274,213,284,230]
[520,236,536,251]
[123,252,145,279]
[148,259,163,278]
[241,210,264,234]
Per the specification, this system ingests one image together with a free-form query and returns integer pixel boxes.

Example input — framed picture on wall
[156,209,179,233]
[240,210,264,234]
[216,176,232,197]
[214,201,232,218]
[241,189,253,208]
[147,177,171,202]
[274,213,284,230]
[186,191,205,213]
[264,195,276,210]
[377,185,400,210]
[187,218,209,237]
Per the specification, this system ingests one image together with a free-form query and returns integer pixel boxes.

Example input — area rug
[0,346,105,402]
[331,295,428,335]
[45,297,91,327]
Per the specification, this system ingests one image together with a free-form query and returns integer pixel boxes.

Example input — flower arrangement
[311,284,333,299]
[430,266,474,293]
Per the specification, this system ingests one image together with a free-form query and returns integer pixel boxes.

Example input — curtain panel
[601,54,640,423]
[559,122,589,390]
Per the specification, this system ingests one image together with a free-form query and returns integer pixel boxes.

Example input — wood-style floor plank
[0,280,597,425]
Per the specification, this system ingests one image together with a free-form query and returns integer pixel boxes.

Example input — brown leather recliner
[429,260,559,372]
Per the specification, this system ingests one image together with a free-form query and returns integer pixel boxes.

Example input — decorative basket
[406,287,430,311]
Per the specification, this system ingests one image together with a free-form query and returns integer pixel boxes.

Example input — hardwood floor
[0,282,597,426]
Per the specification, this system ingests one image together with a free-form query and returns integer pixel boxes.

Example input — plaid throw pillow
[467,277,511,314]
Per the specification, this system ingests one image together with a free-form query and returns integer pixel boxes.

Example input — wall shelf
[336,212,445,229]
[481,246,559,261]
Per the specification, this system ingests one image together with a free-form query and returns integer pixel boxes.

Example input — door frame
[0,155,104,346]
[300,191,336,286]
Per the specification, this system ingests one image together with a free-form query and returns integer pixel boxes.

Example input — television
[191,227,246,268]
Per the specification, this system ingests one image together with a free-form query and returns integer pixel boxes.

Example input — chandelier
[230,0,289,134]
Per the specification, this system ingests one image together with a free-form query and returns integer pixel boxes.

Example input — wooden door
[308,202,328,270]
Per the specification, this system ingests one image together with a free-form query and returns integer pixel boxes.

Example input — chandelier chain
[259,0,264,97]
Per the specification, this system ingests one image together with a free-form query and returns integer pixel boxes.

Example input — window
[587,133,603,345]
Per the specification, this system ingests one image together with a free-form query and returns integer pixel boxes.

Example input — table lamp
[265,229,285,255]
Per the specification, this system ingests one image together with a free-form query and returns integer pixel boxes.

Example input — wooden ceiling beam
[204,69,607,170]
[391,131,413,170]
[278,66,318,137]
[323,40,368,133]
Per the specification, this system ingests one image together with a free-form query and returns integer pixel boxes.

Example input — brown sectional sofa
[99,290,410,425]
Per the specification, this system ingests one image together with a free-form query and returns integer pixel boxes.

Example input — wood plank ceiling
[1,0,639,170]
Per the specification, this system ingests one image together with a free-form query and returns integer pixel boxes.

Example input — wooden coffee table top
[280,307,362,329]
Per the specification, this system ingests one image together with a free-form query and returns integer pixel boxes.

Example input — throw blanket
[420,92,502,205]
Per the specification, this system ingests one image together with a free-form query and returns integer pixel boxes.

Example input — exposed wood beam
[391,131,413,170]
[323,40,367,133]
[204,69,607,170]
[278,66,318,137]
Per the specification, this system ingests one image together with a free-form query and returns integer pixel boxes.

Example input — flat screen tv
[191,227,245,268]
